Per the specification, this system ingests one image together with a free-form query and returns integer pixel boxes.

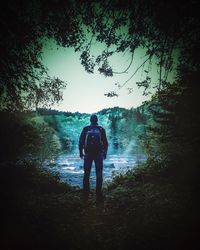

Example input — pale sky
[41,39,158,113]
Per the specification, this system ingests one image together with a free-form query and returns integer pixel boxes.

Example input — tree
[140,67,200,189]
[76,0,199,95]
[0,0,76,111]
[0,0,199,110]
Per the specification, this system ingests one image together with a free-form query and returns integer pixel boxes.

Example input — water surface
[46,153,146,188]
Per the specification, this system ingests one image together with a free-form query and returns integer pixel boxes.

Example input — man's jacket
[79,124,108,156]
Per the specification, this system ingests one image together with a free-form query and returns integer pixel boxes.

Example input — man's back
[79,114,108,200]
[79,124,108,156]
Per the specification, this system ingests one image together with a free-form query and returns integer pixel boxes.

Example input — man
[79,114,108,200]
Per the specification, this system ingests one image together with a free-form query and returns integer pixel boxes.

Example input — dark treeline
[1,79,199,249]
[0,106,147,161]
[37,106,147,154]
[1,0,199,249]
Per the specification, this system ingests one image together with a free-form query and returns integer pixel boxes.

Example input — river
[45,152,146,188]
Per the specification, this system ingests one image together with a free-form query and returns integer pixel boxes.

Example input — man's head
[90,114,98,124]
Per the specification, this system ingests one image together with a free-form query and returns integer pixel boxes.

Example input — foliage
[35,106,147,154]
[0,111,38,161]
[142,69,200,183]
[1,0,199,110]
[0,1,199,249]
[1,80,198,249]
[0,160,83,250]
[104,162,196,250]
[73,0,199,94]
[0,111,61,162]
[0,1,69,111]
[1,157,197,250]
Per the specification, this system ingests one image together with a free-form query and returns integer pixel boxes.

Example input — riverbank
[1,159,196,250]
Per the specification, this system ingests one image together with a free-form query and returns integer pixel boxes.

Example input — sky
[41,39,159,113]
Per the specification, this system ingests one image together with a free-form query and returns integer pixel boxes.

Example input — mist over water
[41,107,147,187]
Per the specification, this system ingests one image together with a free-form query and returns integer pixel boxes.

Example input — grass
[0,159,197,250]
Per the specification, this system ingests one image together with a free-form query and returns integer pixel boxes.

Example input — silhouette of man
[79,114,108,201]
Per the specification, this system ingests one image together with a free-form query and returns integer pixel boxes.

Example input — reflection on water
[45,153,146,188]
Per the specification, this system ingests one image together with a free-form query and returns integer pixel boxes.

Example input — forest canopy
[0,0,199,111]
[0,2,200,249]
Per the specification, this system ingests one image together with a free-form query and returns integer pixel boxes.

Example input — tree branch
[118,54,153,89]
[112,52,134,74]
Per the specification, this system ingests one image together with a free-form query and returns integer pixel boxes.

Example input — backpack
[84,126,103,153]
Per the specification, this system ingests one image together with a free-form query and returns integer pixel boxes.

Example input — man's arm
[101,128,108,158]
[79,128,86,159]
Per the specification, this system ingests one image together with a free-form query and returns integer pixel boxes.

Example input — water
[46,153,146,188]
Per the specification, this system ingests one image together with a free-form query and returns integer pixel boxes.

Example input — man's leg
[83,154,93,195]
[94,153,103,195]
